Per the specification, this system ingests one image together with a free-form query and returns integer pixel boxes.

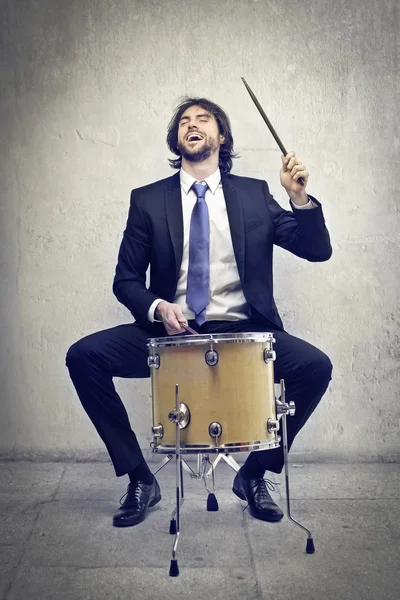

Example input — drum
[148,332,280,454]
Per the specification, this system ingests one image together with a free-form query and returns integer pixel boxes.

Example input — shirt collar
[180,167,221,195]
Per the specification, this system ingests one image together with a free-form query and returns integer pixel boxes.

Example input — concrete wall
[1,0,399,462]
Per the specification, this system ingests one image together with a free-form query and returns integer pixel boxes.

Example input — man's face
[177,105,225,163]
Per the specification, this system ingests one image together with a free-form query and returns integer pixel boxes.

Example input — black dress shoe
[113,477,161,527]
[232,468,284,522]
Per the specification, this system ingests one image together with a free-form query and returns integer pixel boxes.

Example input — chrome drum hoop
[151,438,280,454]
[148,331,276,349]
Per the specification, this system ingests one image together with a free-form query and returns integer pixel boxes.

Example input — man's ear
[220,135,226,145]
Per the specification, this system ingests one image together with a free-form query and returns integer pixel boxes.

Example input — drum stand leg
[152,454,174,475]
[152,455,197,539]
[223,453,241,472]
[205,452,240,477]
[201,452,240,511]
[168,458,184,537]
[282,410,315,554]
[168,384,184,577]
[153,454,195,479]
[198,455,219,511]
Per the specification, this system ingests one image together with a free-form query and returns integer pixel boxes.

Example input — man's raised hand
[280,151,310,204]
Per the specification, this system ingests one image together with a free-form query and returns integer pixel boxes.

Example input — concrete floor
[0,460,399,600]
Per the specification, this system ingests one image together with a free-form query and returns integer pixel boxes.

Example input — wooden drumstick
[241,77,305,186]
[181,323,199,336]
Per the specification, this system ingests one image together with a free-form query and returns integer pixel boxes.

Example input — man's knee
[315,352,333,386]
[65,338,93,370]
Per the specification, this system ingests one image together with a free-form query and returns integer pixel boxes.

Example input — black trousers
[65,319,332,477]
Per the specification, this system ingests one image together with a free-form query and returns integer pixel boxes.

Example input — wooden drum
[148,332,280,454]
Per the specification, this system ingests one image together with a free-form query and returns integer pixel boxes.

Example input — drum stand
[279,379,315,555]
[154,380,314,577]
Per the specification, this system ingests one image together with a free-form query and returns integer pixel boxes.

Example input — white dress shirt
[147,167,315,323]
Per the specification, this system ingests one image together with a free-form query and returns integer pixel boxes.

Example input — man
[66,97,333,528]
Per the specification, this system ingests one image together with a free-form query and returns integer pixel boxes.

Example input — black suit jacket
[113,171,332,331]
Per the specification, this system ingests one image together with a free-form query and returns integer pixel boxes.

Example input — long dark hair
[167,97,239,174]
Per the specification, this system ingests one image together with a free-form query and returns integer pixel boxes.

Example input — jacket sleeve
[263,181,332,261]
[112,190,160,322]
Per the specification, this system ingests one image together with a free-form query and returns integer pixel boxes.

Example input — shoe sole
[232,486,284,522]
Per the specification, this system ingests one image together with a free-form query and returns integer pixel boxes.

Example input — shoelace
[242,477,280,512]
[118,482,149,506]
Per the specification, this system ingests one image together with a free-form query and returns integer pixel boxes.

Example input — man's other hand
[155,301,187,335]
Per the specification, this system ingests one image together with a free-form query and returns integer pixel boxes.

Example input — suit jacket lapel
[165,172,183,282]
[222,174,245,283]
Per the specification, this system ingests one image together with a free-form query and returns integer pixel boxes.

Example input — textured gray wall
[1,0,399,462]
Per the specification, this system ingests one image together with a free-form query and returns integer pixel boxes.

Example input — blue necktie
[186,182,210,325]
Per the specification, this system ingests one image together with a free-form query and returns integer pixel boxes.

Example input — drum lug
[267,418,280,434]
[263,349,276,363]
[168,403,191,429]
[208,422,223,439]
[152,424,164,439]
[147,353,160,369]
[205,349,219,366]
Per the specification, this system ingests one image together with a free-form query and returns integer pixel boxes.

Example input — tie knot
[192,182,208,199]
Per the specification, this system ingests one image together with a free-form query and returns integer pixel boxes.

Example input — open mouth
[186,134,204,143]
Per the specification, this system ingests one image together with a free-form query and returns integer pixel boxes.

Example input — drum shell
[150,336,277,450]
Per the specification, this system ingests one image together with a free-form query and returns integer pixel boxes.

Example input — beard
[177,136,219,163]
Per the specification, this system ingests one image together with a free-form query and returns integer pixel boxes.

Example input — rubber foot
[207,493,219,511]
[306,538,315,554]
[169,559,179,577]
[169,519,177,535]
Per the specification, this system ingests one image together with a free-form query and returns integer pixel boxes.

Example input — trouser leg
[244,329,333,474]
[65,322,165,476]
